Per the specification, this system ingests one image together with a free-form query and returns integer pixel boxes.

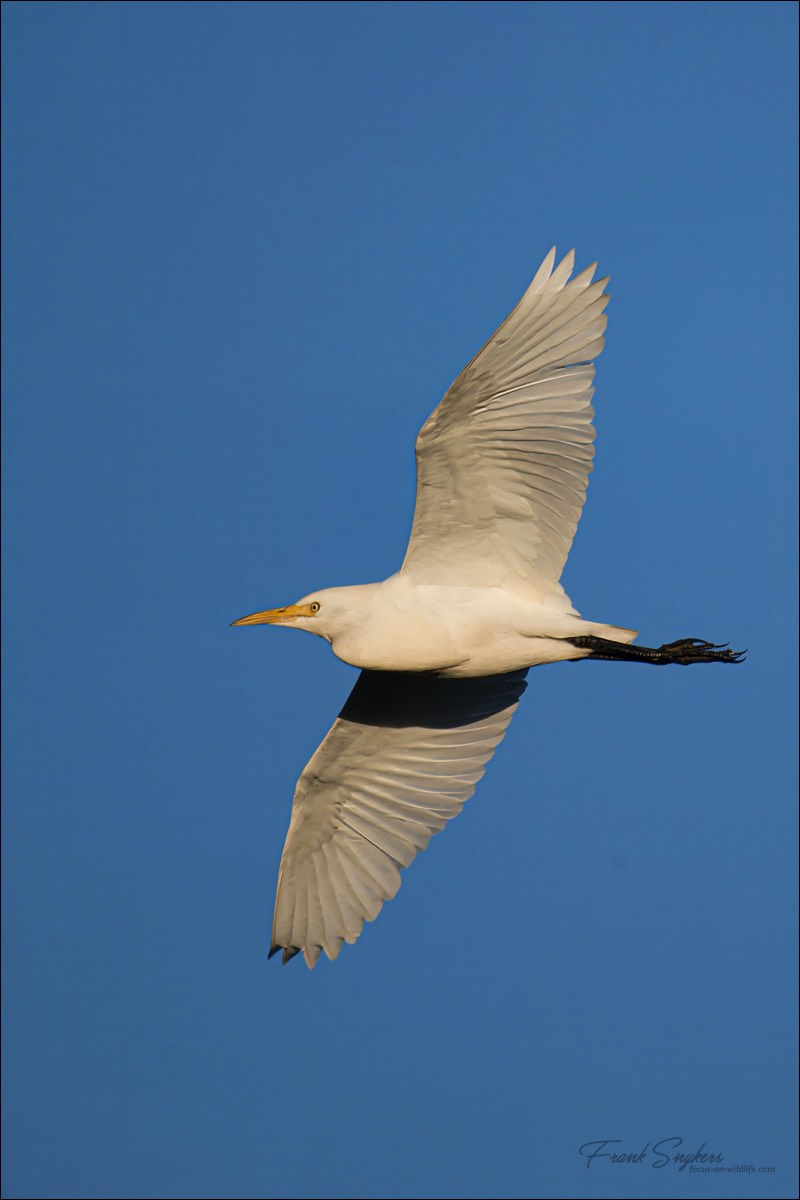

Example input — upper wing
[400,249,609,607]
[270,668,528,967]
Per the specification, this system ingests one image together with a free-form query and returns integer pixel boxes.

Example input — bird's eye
[309,601,320,613]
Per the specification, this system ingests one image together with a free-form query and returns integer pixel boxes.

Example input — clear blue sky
[2,3,797,1198]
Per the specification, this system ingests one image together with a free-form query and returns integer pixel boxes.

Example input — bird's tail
[595,624,638,644]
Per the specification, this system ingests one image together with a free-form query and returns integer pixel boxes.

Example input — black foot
[569,635,746,666]
[656,638,746,665]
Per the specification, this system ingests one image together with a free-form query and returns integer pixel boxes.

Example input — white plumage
[232,249,743,967]
[402,248,604,605]
[271,670,527,967]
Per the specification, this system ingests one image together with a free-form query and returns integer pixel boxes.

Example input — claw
[659,638,746,665]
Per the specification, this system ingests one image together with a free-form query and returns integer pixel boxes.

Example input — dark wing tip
[269,943,301,964]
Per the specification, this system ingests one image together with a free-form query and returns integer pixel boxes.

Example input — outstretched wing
[270,668,528,967]
[401,249,608,607]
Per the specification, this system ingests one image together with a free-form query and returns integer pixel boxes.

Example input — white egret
[233,249,743,968]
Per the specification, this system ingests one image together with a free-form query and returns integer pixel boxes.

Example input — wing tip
[269,942,303,965]
[528,247,557,294]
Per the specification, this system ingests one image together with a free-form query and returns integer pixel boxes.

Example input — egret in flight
[232,249,743,968]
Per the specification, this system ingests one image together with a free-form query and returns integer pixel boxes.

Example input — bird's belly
[437,634,587,677]
[332,626,586,678]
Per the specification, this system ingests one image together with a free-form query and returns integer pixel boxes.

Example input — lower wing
[270,668,528,967]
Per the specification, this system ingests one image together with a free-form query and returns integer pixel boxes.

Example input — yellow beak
[230,603,316,627]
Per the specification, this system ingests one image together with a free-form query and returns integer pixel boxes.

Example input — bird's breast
[329,603,466,674]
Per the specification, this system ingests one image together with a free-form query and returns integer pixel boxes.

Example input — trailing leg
[568,635,745,666]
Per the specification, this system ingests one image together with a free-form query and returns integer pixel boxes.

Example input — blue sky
[2,3,797,1198]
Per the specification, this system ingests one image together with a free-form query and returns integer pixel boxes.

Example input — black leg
[568,635,746,666]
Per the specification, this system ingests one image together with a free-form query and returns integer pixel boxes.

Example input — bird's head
[230,585,376,642]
